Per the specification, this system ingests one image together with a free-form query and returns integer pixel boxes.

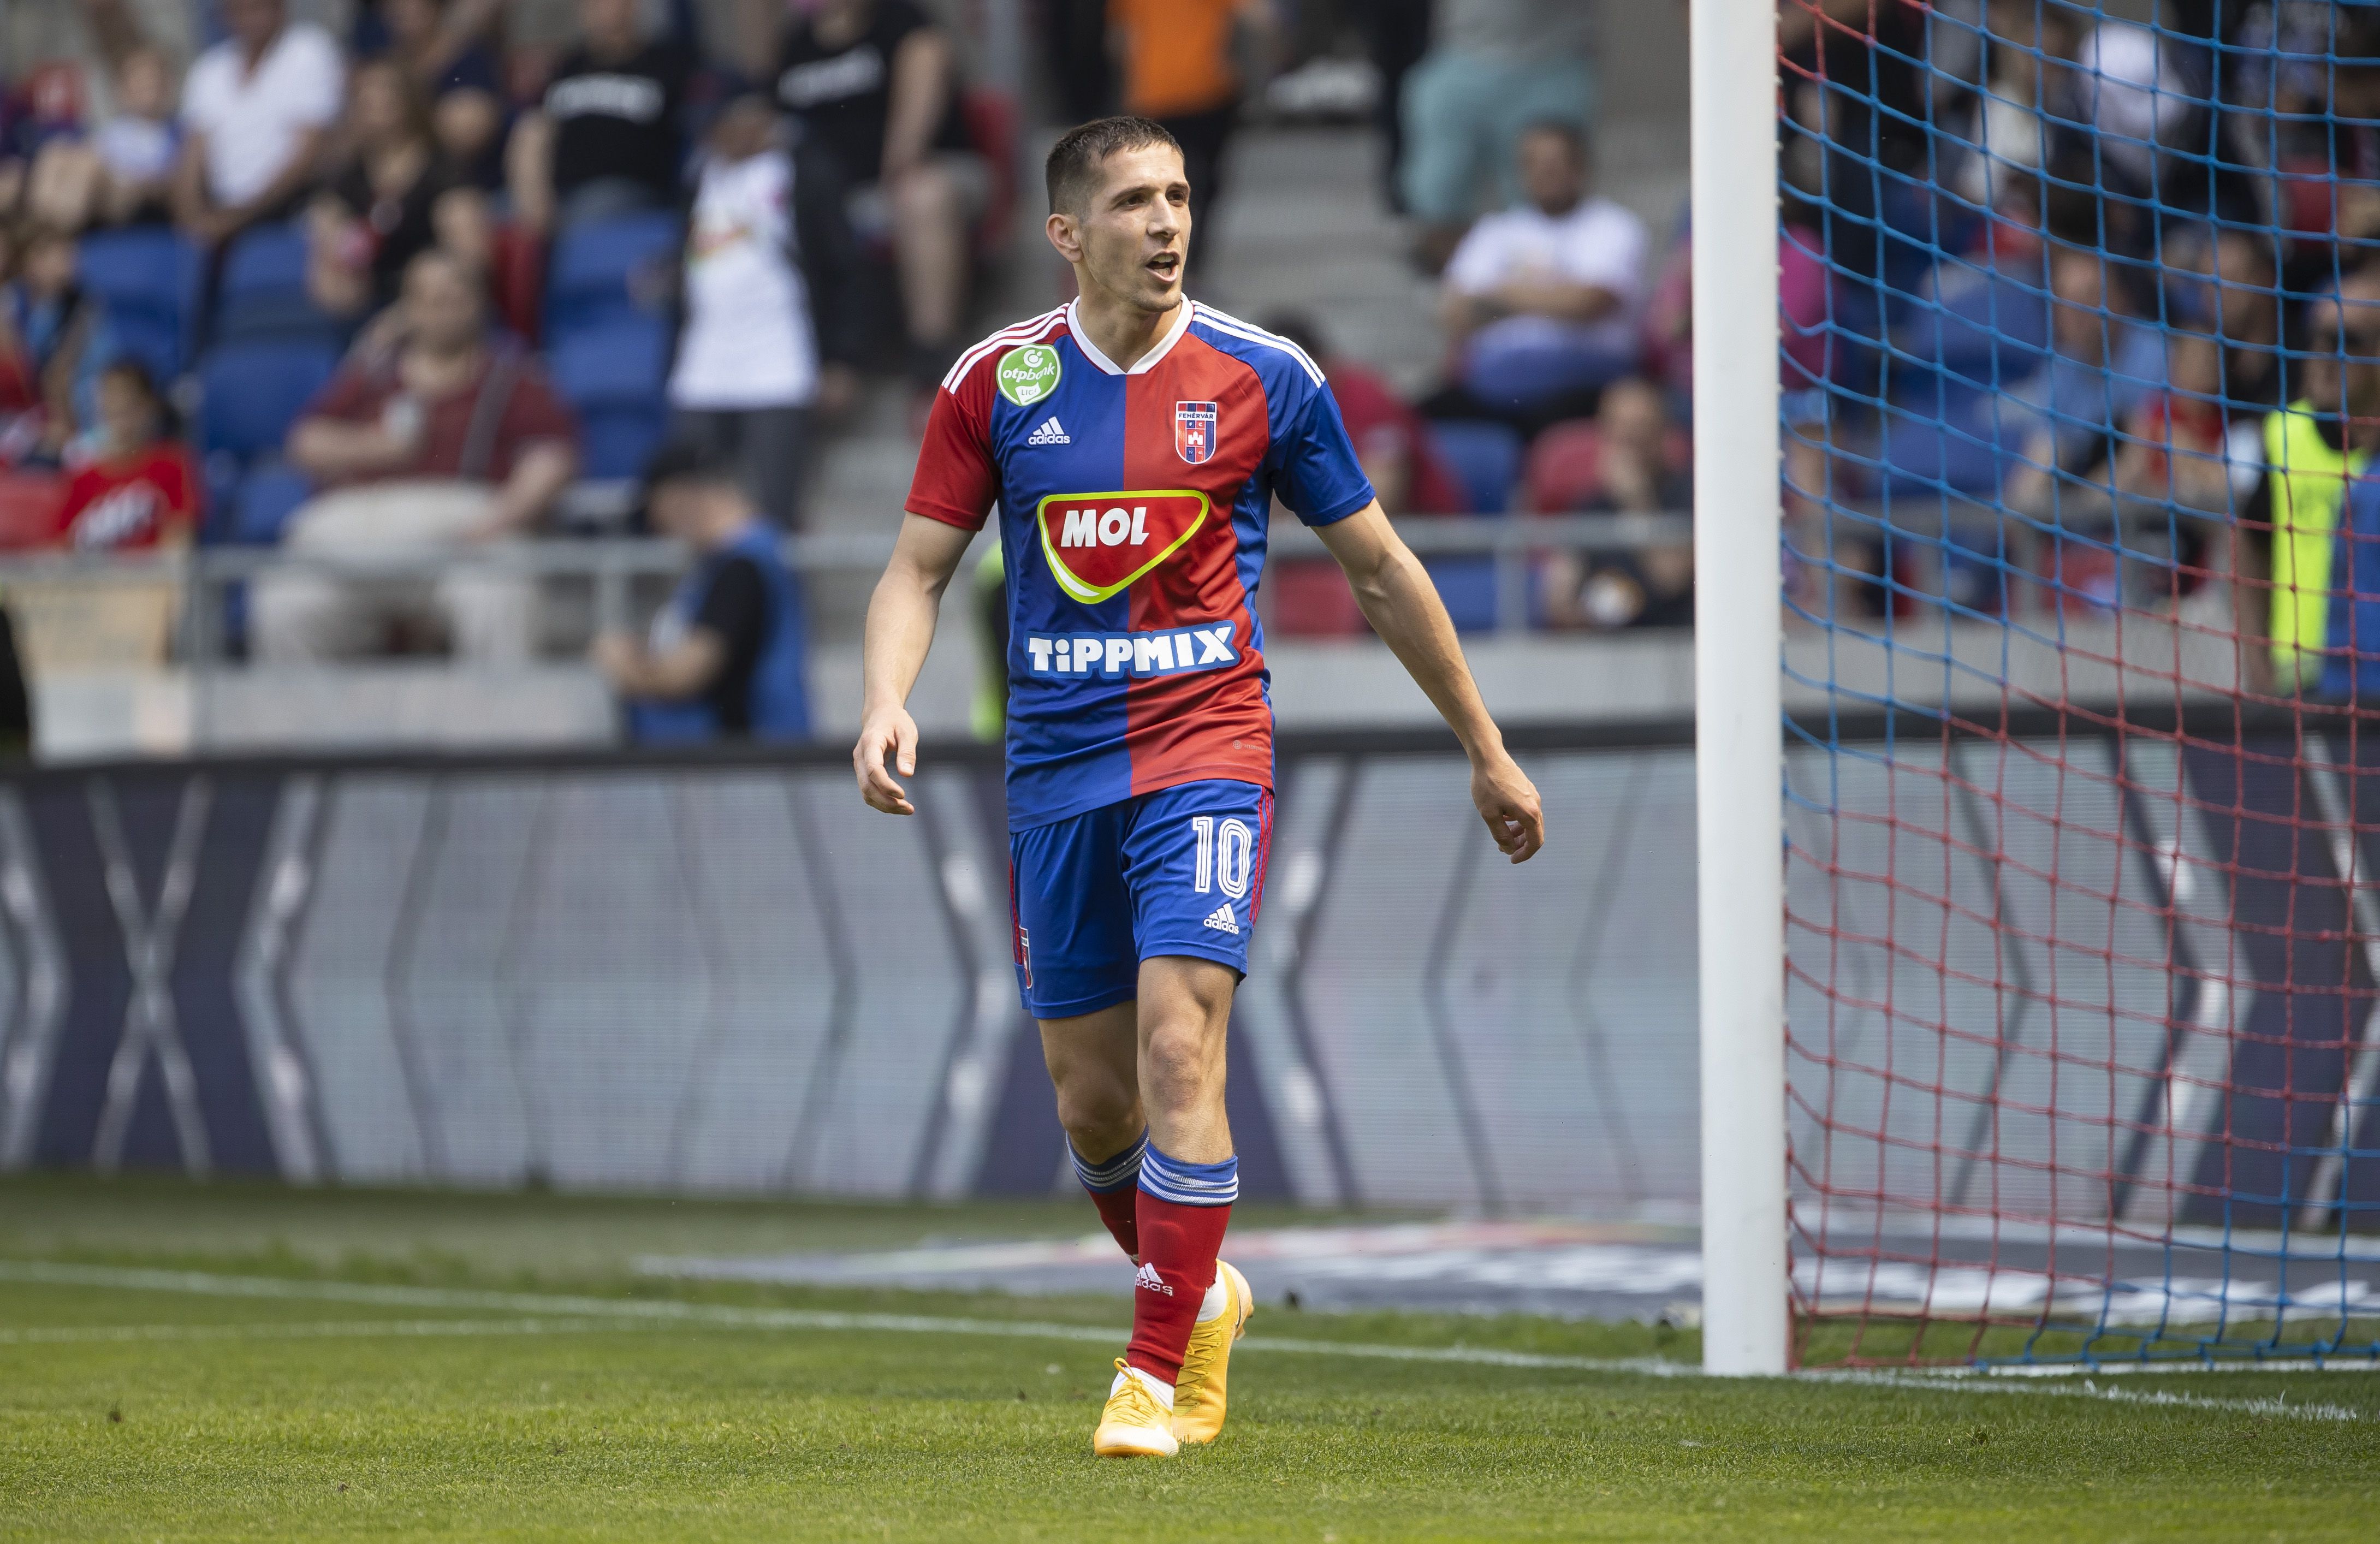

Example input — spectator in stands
[49,359,196,549]
[508,0,692,235]
[0,223,113,458]
[254,250,578,664]
[1108,0,1278,235]
[667,92,860,530]
[2114,329,2236,516]
[1435,121,1647,431]
[306,59,478,318]
[361,0,507,187]
[2238,270,2380,695]
[1398,0,1594,272]
[592,437,810,743]
[1947,0,2079,214]
[2163,224,2282,418]
[24,45,182,231]
[0,230,48,461]
[2001,247,2169,517]
[1539,377,1692,631]
[173,0,345,248]
[775,0,983,387]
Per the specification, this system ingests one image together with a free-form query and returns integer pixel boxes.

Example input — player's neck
[1071,288,1183,373]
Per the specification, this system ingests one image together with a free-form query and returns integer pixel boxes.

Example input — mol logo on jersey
[1035,488,1210,603]
[1175,400,1219,464]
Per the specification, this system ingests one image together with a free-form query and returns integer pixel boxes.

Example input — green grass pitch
[2,1177,2374,1541]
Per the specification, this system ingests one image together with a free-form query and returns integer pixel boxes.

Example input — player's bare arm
[854,513,975,816]
[1314,502,1546,863]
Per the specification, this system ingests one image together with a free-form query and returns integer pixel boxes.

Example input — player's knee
[1139,1019,1222,1115]
[1053,1078,1139,1150]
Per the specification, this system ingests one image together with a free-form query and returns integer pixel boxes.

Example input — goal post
[1691,0,1790,1376]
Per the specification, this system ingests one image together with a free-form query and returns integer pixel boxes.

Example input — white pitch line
[0,1261,2367,1422]
[0,1261,1647,1371]
[1817,1370,2367,1424]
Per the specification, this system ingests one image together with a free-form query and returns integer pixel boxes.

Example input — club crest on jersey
[1036,489,1210,603]
[996,343,1062,406]
[1174,400,1219,464]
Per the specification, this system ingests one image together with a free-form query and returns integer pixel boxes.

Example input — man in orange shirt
[1107,0,1275,231]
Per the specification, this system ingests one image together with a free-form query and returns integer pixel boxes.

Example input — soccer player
[854,116,1545,1457]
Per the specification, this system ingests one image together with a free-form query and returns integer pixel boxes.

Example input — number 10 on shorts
[1190,815,1254,899]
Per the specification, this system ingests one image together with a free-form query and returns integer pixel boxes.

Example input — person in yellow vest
[2252,272,2380,693]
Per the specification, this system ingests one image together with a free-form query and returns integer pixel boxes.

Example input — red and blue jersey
[907,300,1375,829]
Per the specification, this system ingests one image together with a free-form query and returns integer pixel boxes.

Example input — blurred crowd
[1777,0,2380,703]
[14,0,2375,738]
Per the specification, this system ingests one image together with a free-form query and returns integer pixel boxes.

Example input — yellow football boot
[1171,1260,1254,1445]
[1091,1358,1179,1458]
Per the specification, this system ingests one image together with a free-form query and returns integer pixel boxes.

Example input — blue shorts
[1008,779,1274,1019]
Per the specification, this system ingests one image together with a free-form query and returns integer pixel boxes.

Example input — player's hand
[1470,749,1545,864]
[853,703,920,815]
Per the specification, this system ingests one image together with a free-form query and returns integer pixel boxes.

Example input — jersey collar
[1065,297,1192,376]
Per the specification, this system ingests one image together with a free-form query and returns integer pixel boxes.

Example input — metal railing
[0,513,1693,662]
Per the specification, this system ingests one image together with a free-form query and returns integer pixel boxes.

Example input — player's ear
[1046,210,1082,265]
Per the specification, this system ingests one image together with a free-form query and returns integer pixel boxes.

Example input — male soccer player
[854,116,1545,1457]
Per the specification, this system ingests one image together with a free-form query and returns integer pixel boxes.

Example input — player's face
[1068,144,1191,314]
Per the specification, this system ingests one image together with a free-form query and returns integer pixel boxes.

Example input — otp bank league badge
[1175,400,1219,464]
[1036,490,1212,602]
[996,343,1062,406]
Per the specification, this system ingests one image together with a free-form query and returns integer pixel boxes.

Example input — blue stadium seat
[227,460,314,545]
[573,404,668,479]
[1423,557,1501,632]
[548,317,671,478]
[1427,420,1522,515]
[544,212,682,334]
[77,227,203,379]
[216,221,337,341]
[198,337,340,462]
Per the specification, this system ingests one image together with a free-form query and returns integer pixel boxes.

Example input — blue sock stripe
[1069,1131,1148,1193]
[1137,1143,1239,1206]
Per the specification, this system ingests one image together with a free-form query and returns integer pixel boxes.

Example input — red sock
[1087,1185,1139,1262]
[1125,1192,1232,1384]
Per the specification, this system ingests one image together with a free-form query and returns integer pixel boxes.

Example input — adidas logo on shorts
[1135,1261,1174,1295]
[1202,903,1239,936]
[1026,415,1070,445]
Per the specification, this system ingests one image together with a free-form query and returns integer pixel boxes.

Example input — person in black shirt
[775,0,984,387]
[593,438,812,743]
[508,0,691,234]
[307,58,472,316]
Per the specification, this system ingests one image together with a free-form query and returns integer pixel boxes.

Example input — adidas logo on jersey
[1135,1261,1174,1296]
[1026,415,1070,445]
[1202,903,1239,936]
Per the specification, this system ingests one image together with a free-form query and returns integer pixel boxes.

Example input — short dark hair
[1045,116,1183,216]
[99,357,162,405]
[641,436,741,499]
[1518,118,1590,161]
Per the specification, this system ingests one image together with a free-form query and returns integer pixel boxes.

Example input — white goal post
[1690,0,1790,1376]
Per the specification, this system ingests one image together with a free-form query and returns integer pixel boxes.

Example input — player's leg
[1039,1003,1144,1261]
[1118,782,1272,1446]
[1127,954,1246,1405]
[1010,805,1145,1261]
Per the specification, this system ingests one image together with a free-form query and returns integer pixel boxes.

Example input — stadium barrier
[0,713,2371,1249]
[0,513,1687,663]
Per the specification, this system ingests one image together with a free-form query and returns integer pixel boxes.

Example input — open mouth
[1145,252,1180,280]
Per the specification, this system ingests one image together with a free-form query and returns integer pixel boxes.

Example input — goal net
[1773,0,2380,1367]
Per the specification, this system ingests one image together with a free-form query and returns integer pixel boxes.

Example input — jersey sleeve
[1273,377,1377,527]
[904,371,999,531]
